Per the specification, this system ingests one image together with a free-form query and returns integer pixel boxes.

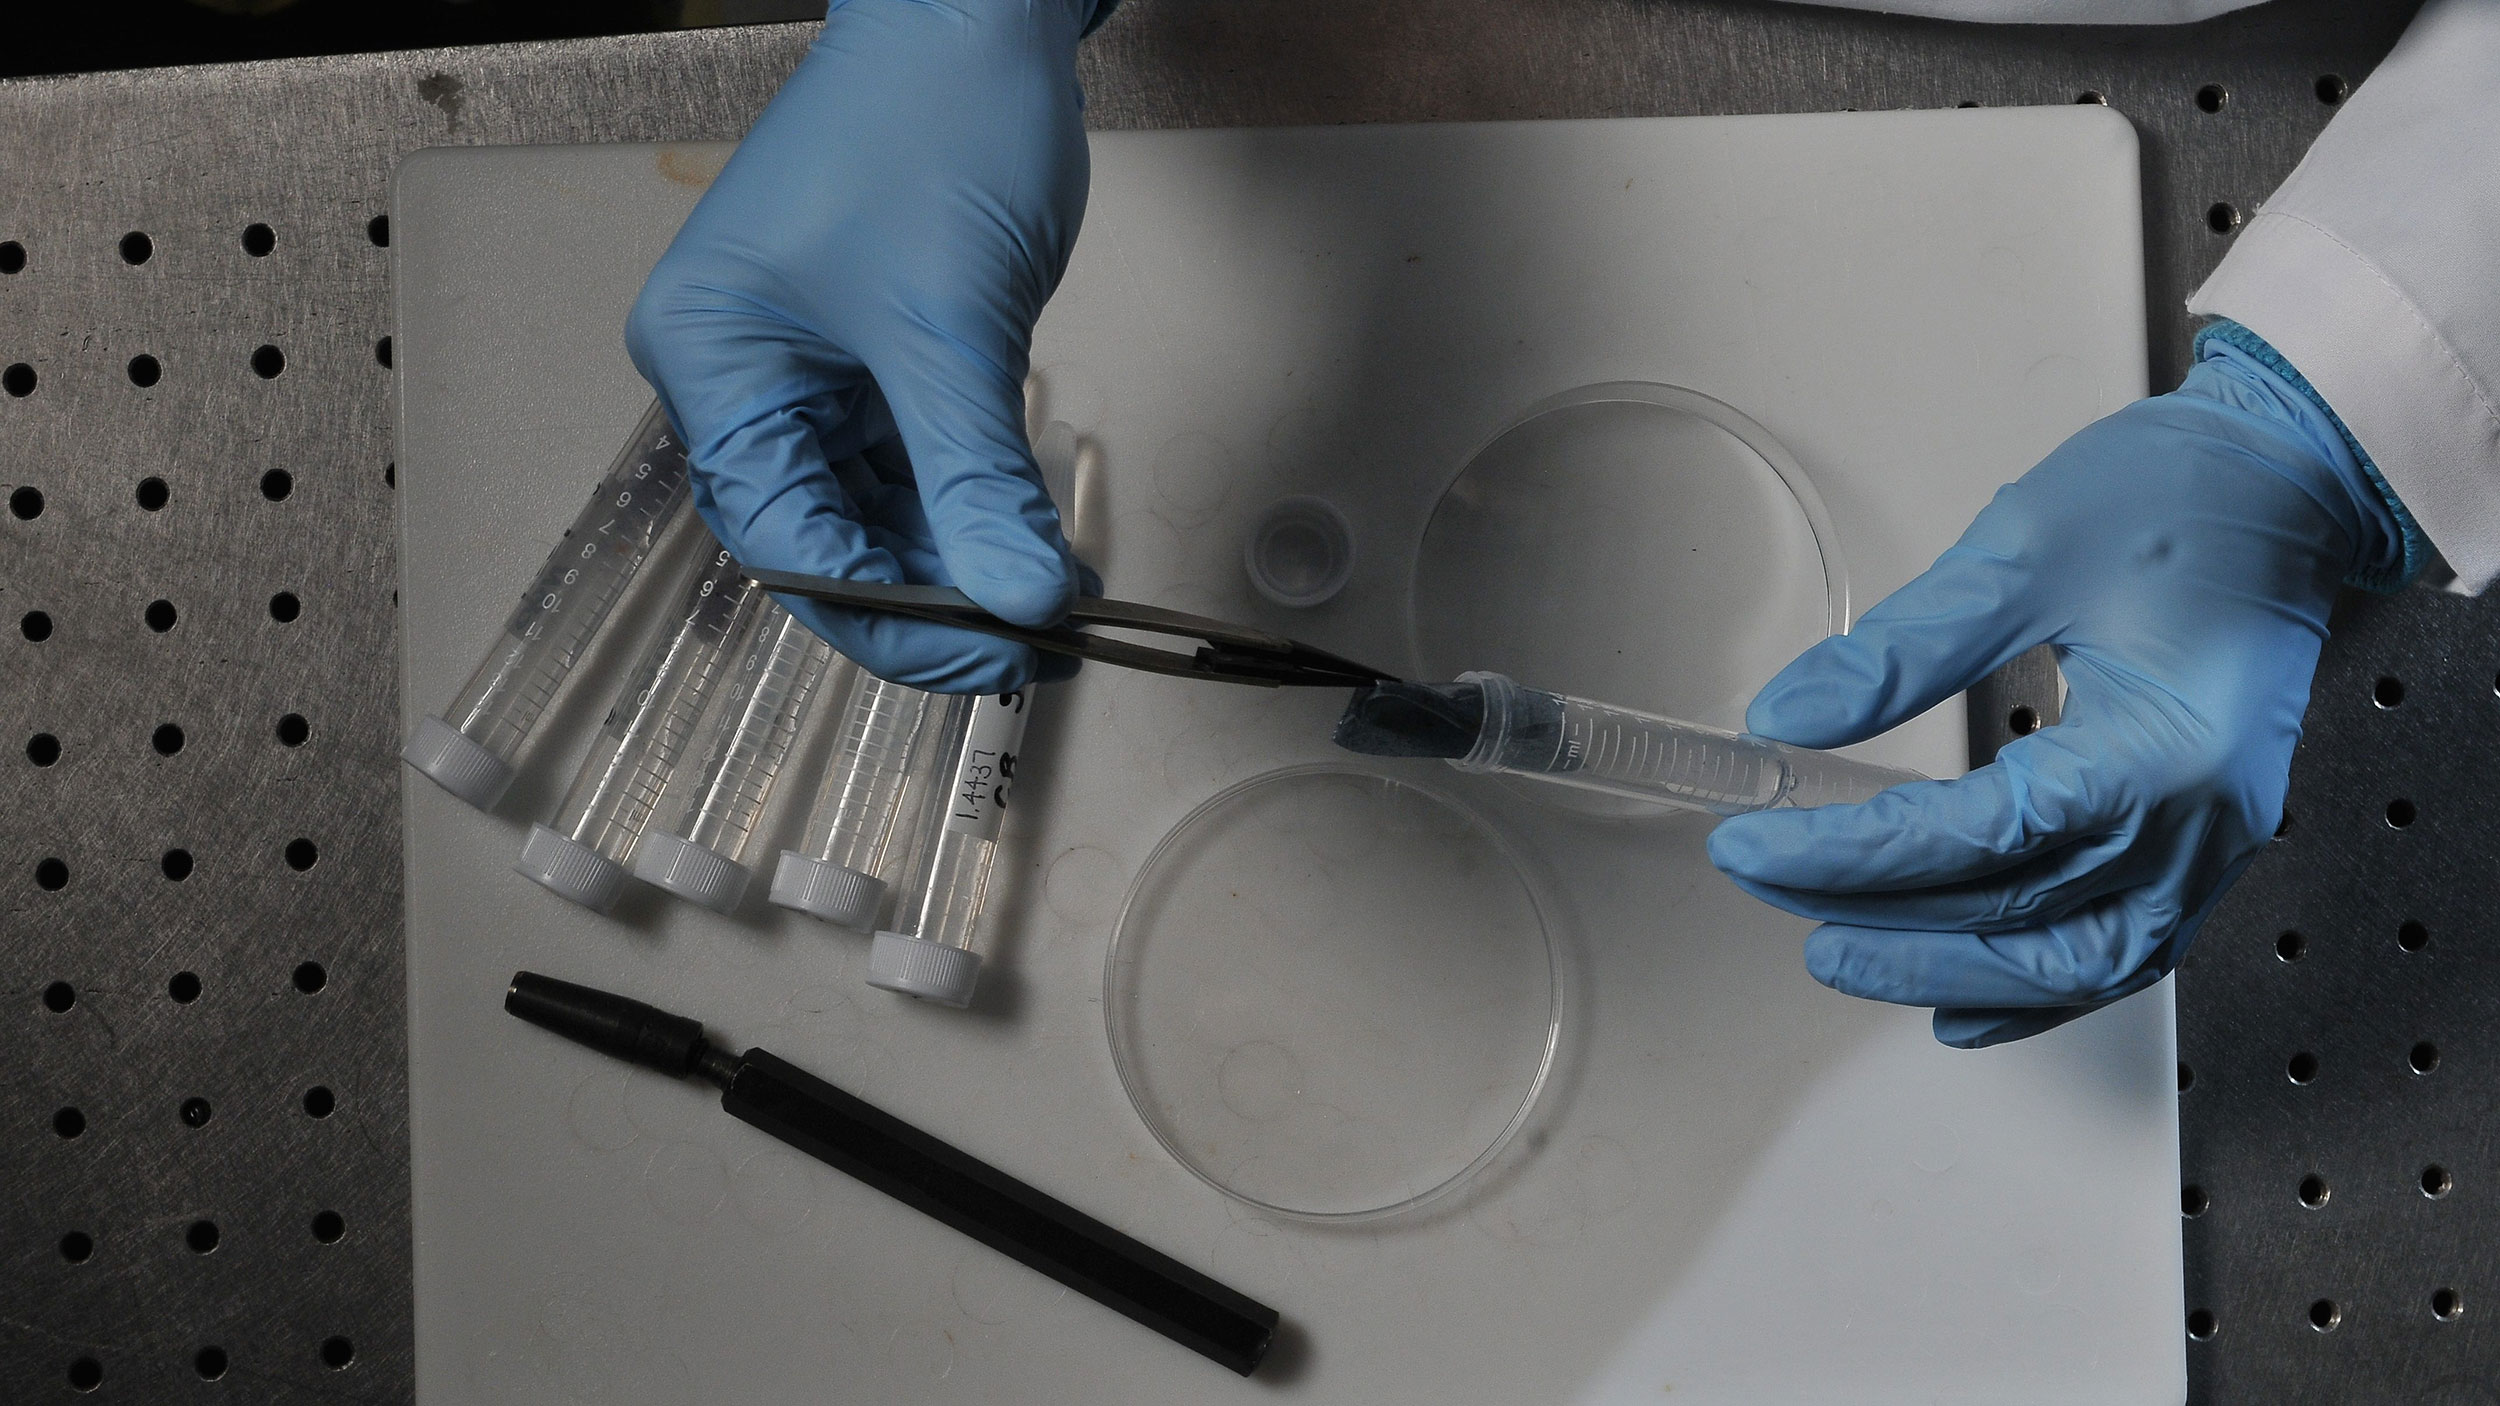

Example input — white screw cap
[770,851,886,929]
[867,930,982,1008]
[515,824,629,913]
[401,714,514,810]
[633,830,751,914]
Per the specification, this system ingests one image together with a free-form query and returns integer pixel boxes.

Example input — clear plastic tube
[403,400,694,810]
[633,604,846,913]
[1456,671,1924,816]
[515,541,768,911]
[867,691,1024,1008]
[768,674,938,929]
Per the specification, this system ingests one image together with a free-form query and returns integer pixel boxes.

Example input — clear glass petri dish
[1106,765,1560,1222]
[1411,382,1845,773]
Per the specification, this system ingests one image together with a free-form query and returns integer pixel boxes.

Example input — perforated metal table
[5,2,2482,1402]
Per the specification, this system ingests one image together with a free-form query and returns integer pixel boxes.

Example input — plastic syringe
[769,673,939,929]
[404,401,695,809]
[634,603,845,913]
[1334,671,1924,816]
[515,541,769,912]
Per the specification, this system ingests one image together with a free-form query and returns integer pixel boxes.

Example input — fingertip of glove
[958,559,1078,628]
[1800,926,1852,991]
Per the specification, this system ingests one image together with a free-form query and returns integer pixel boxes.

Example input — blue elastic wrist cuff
[2193,318,2426,594]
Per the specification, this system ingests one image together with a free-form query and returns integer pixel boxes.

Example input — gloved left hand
[627,0,1105,693]
[1707,329,2412,1048]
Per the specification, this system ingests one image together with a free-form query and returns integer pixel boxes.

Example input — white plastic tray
[395,110,2180,1406]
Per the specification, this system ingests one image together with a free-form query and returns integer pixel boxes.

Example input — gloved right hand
[626,0,1104,692]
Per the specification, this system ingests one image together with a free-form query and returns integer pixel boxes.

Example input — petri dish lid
[1412,382,1844,764]
[1107,765,1559,1221]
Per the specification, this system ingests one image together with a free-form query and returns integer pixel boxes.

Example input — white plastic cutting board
[395,110,2180,1406]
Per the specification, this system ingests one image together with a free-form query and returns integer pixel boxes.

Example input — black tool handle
[721,1048,1278,1376]
[506,972,708,1076]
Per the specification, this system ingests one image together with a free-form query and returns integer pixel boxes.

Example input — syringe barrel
[552,544,765,856]
[869,690,1031,1007]
[1455,671,1922,816]
[405,401,694,809]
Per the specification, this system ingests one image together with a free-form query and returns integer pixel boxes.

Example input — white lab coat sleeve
[2187,0,2500,591]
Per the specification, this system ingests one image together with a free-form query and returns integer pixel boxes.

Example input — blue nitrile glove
[1708,324,2420,1048]
[626,0,1108,692]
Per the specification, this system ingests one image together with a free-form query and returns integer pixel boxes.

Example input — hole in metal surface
[241,223,275,257]
[2186,1308,2217,1341]
[276,713,310,747]
[375,335,393,368]
[68,1357,102,1392]
[367,215,390,247]
[269,590,301,623]
[36,856,69,891]
[3,363,35,397]
[178,1096,212,1128]
[2206,202,2242,233]
[303,1085,336,1118]
[312,1209,346,1243]
[59,1231,93,1263]
[2410,1040,2440,1074]
[2287,1050,2320,1085]
[168,971,200,1003]
[2074,90,2107,105]
[285,838,320,873]
[2398,919,2429,951]
[0,240,23,273]
[9,485,41,519]
[321,1336,356,1370]
[2373,675,2405,708]
[28,732,61,766]
[2181,1184,2208,1217]
[53,1106,85,1138]
[2177,1061,2194,1092]
[194,1346,228,1381]
[293,960,328,994]
[384,462,395,488]
[135,476,167,510]
[260,467,294,501]
[2386,798,2417,828]
[2308,1298,2341,1332]
[2195,83,2228,112]
[2298,1173,2330,1208]
[2276,930,2306,962]
[2007,704,2040,735]
[2433,1288,2464,1322]
[118,231,152,265]
[251,344,285,379]
[144,599,177,633]
[126,354,160,388]
[21,609,53,641]
[160,848,192,882]
[43,981,75,1013]
[2420,1163,2453,1198]
[151,722,184,756]
[2316,73,2350,105]
[185,1219,219,1254]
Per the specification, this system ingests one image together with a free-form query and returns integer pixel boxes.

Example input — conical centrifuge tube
[769,673,939,929]
[403,400,695,810]
[867,690,1026,1008]
[515,540,768,911]
[634,603,844,914]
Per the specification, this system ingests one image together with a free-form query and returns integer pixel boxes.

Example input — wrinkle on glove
[1709,328,2407,1047]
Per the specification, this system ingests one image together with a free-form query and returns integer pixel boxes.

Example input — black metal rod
[505,972,1278,1375]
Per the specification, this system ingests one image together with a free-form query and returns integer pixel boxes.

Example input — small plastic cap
[402,714,514,810]
[868,930,982,1008]
[770,851,886,929]
[1244,495,1355,608]
[632,830,751,914]
[516,824,628,913]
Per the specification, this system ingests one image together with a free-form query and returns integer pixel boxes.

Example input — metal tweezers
[743,566,1399,688]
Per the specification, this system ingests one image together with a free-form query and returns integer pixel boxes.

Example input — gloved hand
[1708,327,2415,1048]
[626,0,1105,692]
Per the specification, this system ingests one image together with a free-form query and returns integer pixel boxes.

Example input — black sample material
[503,972,1279,1375]
[1333,679,1487,758]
